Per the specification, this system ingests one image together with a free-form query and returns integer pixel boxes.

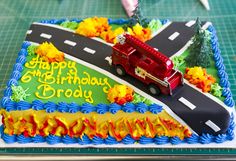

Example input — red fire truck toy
[111,34,184,95]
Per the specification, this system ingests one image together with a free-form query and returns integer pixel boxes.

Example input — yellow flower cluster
[127,23,151,42]
[184,67,216,92]
[107,85,134,105]
[35,42,64,63]
[75,17,152,44]
[75,17,110,37]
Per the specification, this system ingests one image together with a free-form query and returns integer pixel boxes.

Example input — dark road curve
[147,21,207,57]
[25,23,230,135]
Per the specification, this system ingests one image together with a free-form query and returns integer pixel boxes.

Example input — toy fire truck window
[114,51,119,56]
[121,54,127,58]
[144,58,152,64]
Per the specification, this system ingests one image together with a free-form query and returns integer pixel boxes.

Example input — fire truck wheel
[115,65,126,76]
[148,84,160,95]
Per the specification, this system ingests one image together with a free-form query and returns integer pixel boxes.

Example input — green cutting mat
[0,0,235,155]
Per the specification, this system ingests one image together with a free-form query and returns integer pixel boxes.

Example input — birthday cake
[0,17,235,145]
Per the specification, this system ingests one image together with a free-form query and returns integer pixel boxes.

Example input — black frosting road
[147,21,206,57]
[25,23,230,135]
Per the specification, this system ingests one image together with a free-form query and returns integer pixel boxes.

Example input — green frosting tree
[185,18,212,68]
[129,0,149,27]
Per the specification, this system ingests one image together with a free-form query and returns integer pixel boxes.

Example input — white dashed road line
[205,120,221,132]
[26,30,32,34]
[83,47,96,54]
[40,33,52,39]
[168,32,180,41]
[178,97,196,110]
[64,40,77,46]
[185,20,196,27]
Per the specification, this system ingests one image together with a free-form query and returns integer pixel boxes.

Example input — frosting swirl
[108,103,121,114]
[32,135,45,143]
[220,78,230,88]
[105,136,118,145]
[122,135,135,144]
[16,55,26,64]
[44,101,57,113]
[11,71,21,80]
[46,134,61,145]
[7,79,18,86]
[18,49,28,57]
[214,134,227,143]
[21,41,31,49]
[154,136,169,145]
[4,87,12,97]
[170,136,182,145]
[62,135,77,144]
[186,134,199,144]
[58,102,68,113]
[199,134,213,144]
[13,63,23,72]
[32,100,44,110]
[135,103,148,113]
[224,96,235,107]
[81,103,95,114]
[122,103,135,113]
[68,102,80,113]
[17,134,32,144]
[1,97,11,107]
[222,88,232,97]
[149,104,163,114]
[218,70,228,80]
[92,136,104,145]
[5,101,16,112]
[78,135,91,145]
[2,134,16,144]
[139,136,153,144]
[17,101,31,110]
[96,103,108,114]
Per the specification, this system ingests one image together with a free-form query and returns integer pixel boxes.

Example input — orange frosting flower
[184,67,216,92]
[107,85,134,105]
[35,42,64,63]
[75,17,111,37]
[127,23,152,42]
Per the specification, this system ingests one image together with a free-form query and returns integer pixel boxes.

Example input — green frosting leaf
[60,21,79,30]
[10,85,30,102]
[172,55,185,69]
[148,19,162,33]
[132,93,153,105]
[210,83,222,98]
[27,45,37,56]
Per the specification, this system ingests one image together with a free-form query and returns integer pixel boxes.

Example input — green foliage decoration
[210,83,222,98]
[148,19,162,33]
[10,85,30,102]
[27,45,37,56]
[172,55,185,69]
[132,93,153,105]
[60,21,79,30]
[185,18,212,68]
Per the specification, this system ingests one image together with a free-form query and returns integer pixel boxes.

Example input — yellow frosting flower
[127,23,152,42]
[76,17,110,37]
[35,42,64,63]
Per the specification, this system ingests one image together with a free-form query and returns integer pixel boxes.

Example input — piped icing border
[207,25,235,108]
[1,41,163,114]
[38,18,169,26]
[0,114,234,145]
